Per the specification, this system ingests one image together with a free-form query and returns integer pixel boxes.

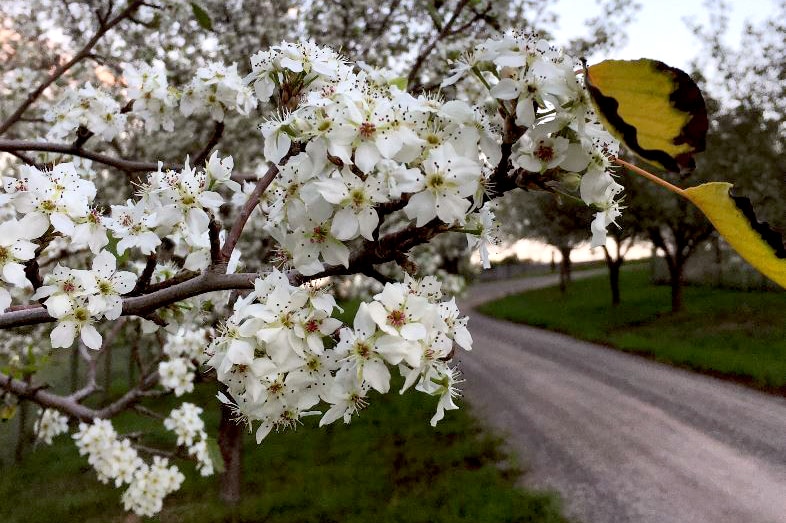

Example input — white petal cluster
[245,40,349,104]
[73,419,184,517]
[206,269,343,443]
[158,322,211,396]
[0,213,49,288]
[42,56,258,144]
[0,162,123,332]
[164,403,214,476]
[6,163,99,244]
[164,327,209,360]
[33,250,135,350]
[105,152,240,269]
[1,67,39,102]
[120,456,185,517]
[251,41,497,276]
[0,153,236,347]
[465,203,498,269]
[34,408,69,445]
[206,270,471,441]
[446,31,623,246]
[158,358,195,396]
[122,61,177,133]
[44,83,127,141]
[181,62,257,121]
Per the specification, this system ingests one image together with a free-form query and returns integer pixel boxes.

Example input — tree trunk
[668,263,684,313]
[218,402,243,505]
[602,245,623,306]
[14,400,28,463]
[15,373,32,463]
[558,246,572,294]
[608,261,621,306]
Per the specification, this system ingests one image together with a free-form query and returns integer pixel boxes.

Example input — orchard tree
[0,0,777,519]
[601,182,643,306]
[624,166,714,312]
[0,2,632,514]
[499,190,595,293]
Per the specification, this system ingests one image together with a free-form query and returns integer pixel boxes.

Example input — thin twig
[0,368,160,422]
[133,404,165,420]
[130,253,158,296]
[6,151,45,169]
[193,121,225,167]
[219,164,279,261]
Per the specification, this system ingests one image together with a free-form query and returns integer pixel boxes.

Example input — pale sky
[555,0,774,70]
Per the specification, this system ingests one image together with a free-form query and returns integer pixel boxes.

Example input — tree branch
[193,121,225,167]
[0,139,174,173]
[130,253,158,296]
[1,124,519,329]
[0,368,159,422]
[0,271,259,328]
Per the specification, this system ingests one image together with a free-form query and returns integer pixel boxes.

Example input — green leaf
[389,76,408,91]
[206,436,225,474]
[190,2,213,31]
[585,59,708,173]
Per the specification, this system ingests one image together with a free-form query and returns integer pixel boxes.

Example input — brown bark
[218,402,243,505]
[602,245,623,306]
[558,246,572,294]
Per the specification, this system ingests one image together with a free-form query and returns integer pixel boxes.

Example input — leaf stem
[613,157,685,196]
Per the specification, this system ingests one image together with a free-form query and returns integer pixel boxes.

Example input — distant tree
[500,190,593,293]
[621,95,785,312]
[601,177,645,305]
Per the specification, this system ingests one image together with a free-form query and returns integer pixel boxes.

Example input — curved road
[457,273,786,523]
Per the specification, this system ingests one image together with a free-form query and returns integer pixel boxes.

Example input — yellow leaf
[585,59,708,173]
[683,182,786,288]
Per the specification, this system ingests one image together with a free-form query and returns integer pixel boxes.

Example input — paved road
[457,273,786,523]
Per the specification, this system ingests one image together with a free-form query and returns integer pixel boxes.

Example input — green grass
[479,266,786,391]
[0,381,568,523]
[0,297,568,523]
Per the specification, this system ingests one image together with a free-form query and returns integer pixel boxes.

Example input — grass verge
[0,381,568,523]
[478,266,786,392]
[0,298,568,523]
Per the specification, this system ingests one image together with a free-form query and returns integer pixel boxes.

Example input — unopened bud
[558,172,582,192]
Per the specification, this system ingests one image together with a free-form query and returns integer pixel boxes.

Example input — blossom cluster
[443,31,623,245]
[107,151,240,269]
[34,408,69,445]
[45,82,128,141]
[245,40,499,275]
[34,251,135,349]
[73,419,184,517]
[159,328,210,396]
[0,151,240,347]
[44,60,256,141]
[206,269,471,442]
[164,402,214,476]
